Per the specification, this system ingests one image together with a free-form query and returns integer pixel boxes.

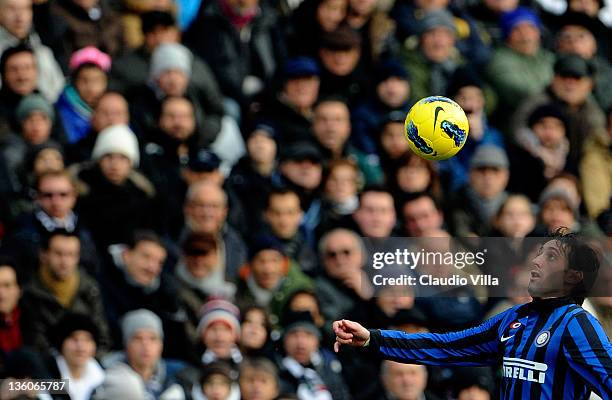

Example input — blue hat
[188,149,221,172]
[501,7,542,39]
[375,58,410,84]
[249,234,286,260]
[283,57,320,80]
[250,121,279,141]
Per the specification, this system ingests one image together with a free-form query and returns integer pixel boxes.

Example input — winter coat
[21,268,111,353]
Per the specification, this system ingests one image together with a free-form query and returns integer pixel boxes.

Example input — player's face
[528,240,570,297]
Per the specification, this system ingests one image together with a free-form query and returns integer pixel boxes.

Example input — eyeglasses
[39,191,72,199]
[325,248,353,259]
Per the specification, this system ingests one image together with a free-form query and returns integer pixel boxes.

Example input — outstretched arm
[333,311,508,367]
[563,312,612,398]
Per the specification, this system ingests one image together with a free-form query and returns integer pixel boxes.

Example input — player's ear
[565,269,583,285]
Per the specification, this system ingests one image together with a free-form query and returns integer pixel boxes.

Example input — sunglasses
[39,191,72,199]
[325,248,353,259]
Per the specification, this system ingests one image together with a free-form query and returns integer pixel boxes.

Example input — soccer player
[333,231,612,399]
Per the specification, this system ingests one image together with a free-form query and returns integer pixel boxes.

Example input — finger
[336,337,353,344]
[335,330,354,340]
[332,320,343,333]
[334,341,340,353]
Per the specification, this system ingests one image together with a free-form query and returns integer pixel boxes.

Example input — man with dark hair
[334,231,612,399]
[0,257,24,353]
[100,229,190,360]
[0,44,38,134]
[21,229,111,354]
[352,185,397,239]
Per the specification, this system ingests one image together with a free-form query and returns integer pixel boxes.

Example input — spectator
[346,0,397,71]
[239,305,272,359]
[317,25,368,106]
[235,235,313,326]
[259,57,321,145]
[352,61,412,156]
[392,0,490,68]
[388,151,442,202]
[536,186,603,238]
[3,169,99,280]
[284,289,331,347]
[100,230,190,360]
[0,259,24,353]
[104,309,186,399]
[315,228,373,322]
[239,357,280,400]
[375,111,410,172]
[48,312,105,400]
[318,158,361,236]
[511,54,607,167]
[352,186,397,238]
[228,122,280,233]
[55,47,111,145]
[401,10,464,102]
[287,0,348,58]
[73,124,159,250]
[119,0,175,50]
[313,97,383,184]
[50,0,124,59]
[508,104,571,201]
[491,194,536,238]
[278,310,350,400]
[65,91,130,164]
[21,230,111,354]
[182,181,248,280]
[176,232,236,342]
[401,192,445,237]
[0,0,64,102]
[0,44,40,134]
[278,142,325,247]
[378,361,435,400]
[447,145,510,236]
[183,0,286,111]
[555,11,612,111]
[0,94,56,195]
[196,300,243,384]
[439,67,505,191]
[263,187,318,275]
[486,7,554,127]
[580,107,610,224]
[192,361,237,400]
[133,43,229,147]
[469,0,520,46]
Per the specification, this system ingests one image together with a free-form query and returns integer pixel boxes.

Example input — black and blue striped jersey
[367,297,612,399]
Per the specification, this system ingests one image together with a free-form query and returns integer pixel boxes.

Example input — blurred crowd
[0,0,610,399]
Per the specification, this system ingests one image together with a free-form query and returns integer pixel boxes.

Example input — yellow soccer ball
[404,96,469,161]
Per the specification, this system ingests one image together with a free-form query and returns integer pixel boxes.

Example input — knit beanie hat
[500,7,542,40]
[150,43,193,81]
[197,299,241,338]
[121,309,164,345]
[91,124,140,167]
[51,312,100,350]
[16,94,55,123]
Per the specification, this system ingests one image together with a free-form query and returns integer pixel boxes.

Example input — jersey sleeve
[367,308,511,366]
[562,311,612,398]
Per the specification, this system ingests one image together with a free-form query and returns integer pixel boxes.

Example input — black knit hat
[527,103,570,133]
[51,312,100,350]
[446,67,484,99]
[141,11,176,34]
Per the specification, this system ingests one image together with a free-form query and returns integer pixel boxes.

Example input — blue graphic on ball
[441,120,466,147]
[419,96,454,105]
[406,121,435,155]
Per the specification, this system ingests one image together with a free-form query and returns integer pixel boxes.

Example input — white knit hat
[149,42,193,81]
[91,124,140,167]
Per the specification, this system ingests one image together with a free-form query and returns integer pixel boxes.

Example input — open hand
[332,319,370,352]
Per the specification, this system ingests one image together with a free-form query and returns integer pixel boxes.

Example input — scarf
[56,355,105,400]
[39,265,80,308]
[515,127,569,179]
[282,357,333,400]
[176,261,236,299]
[201,346,243,365]
[219,0,258,30]
[246,275,274,307]
[36,209,77,232]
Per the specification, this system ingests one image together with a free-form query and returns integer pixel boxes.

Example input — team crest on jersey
[535,331,550,347]
[510,322,521,329]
